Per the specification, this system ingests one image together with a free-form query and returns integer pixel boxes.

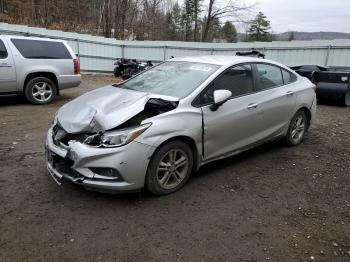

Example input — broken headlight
[101,123,151,148]
[84,123,151,148]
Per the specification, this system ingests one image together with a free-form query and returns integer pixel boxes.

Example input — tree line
[0,0,272,42]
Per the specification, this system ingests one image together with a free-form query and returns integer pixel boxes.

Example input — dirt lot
[0,75,349,262]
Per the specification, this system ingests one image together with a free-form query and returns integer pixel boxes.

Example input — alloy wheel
[32,82,53,103]
[290,115,306,144]
[156,149,189,190]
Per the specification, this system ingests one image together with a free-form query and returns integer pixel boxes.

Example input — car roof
[1,34,65,43]
[169,55,283,67]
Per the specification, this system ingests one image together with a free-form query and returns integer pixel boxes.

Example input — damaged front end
[46,96,178,193]
[53,97,178,148]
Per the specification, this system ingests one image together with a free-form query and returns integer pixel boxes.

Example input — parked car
[46,56,316,195]
[0,35,81,104]
[291,65,350,106]
[114,58,153,79]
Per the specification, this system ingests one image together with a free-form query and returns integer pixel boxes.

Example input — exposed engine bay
[53,98,178,148]
[117,98,178,128]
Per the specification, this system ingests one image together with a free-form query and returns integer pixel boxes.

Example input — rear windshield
[11,39,72,59]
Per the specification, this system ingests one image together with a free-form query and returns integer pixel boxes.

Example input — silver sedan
[46,56,316,195]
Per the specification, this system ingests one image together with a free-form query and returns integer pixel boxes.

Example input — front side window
[199,64,254,105]
[11,39,72,59]
[0,40,8,59]
[119,61,220,98]
[256,63,284,91]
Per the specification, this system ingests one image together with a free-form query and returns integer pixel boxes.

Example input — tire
[114,67,121,77]
[344,89,350,107]
[285,110,308,146]
[24,77,57,105]
[146,141,194,195]
[122,67,133,80]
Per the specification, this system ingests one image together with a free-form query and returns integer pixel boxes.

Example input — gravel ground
[0,75,349,262]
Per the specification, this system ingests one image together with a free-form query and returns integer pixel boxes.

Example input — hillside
[237,31,350,42]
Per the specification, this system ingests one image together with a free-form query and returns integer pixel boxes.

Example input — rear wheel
[285,111,308,146]
[344,89,350,107]
[24,77,57,105]
[146,141,193,195]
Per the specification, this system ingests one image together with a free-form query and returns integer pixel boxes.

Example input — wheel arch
[148,135,201,174]
[23,72,59,95]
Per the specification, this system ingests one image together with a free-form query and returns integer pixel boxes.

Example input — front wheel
[285,111,308,146]
[24,77,57,105]
[146,141,193,195]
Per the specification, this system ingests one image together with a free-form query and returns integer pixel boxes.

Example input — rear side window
[256,63,283,91]
[282,69,297,85]
[0,40,8,59]
[11,39,72,59]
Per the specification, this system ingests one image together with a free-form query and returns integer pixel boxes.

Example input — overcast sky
[245,0,350,33]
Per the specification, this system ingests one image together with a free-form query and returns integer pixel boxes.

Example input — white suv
[0,35,81,104]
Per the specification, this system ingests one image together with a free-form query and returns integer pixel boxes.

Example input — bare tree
[201,0,253,42]
[0,0,253,42]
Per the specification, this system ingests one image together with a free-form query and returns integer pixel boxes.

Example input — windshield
[119,61,220,98]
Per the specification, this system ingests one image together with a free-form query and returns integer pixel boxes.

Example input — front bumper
[45,127,156,193]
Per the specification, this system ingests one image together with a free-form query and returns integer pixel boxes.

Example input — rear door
[0,38,16,93]
[251,63,297,139]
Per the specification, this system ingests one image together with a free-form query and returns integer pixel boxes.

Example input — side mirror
[210,90,232,111]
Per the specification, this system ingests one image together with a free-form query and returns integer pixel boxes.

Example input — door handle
[247,103,258,109]
[286,91,294,96]
[0,63,11,67]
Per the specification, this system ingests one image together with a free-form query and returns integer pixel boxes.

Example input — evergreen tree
[221,21,237,43]
[165,3,182,40]
[210,17,221,41]
[182,0,195,41]
[193,0,202,41]
[247,12,271,42]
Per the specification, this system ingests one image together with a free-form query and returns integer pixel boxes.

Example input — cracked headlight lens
[100,123,151,148]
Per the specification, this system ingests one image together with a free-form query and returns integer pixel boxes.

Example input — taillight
[312,84,317,93]
[73,58,80,75]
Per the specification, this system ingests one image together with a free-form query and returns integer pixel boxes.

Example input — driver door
[199,64,262,161]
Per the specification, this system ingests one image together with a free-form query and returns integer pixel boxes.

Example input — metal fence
[1,22,350,73]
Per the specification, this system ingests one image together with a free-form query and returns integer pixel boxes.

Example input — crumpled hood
[57,85,178,133]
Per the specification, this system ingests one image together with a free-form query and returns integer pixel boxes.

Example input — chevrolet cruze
[46,56,316,195]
